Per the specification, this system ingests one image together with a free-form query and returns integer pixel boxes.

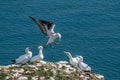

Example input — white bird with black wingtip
[29,16,61,47]
[64,51,79,68]
[11,47,32,65]
[77,56,91,71]
[30,46,44,62]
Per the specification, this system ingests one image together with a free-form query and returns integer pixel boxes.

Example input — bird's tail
[11,59,16,64]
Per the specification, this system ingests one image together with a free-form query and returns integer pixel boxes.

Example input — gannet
[77,56,91,71]
[29,16,61,47]
[30,46,44,62]
[64,51,79,68]
[12,47,32,64]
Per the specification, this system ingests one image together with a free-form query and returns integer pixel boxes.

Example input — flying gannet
[12,47,32,65]
[30,46,44,62]
[29,16,61,47]
[77,56,91,71]
[64,51,79,68]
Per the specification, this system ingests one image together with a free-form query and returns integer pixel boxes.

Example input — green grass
[0,73,7,80]
[0,62,102,80]
[27,75,32,80]
[36,65,54,79]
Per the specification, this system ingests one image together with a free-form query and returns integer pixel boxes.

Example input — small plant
[23,65,32,72]
[61,66,66,70]
[0,73,7,80]
[6,77,13,80]
[55,73,67,80]
[27,75,32,80]
[44,69,53,79]
[37,66,45,77]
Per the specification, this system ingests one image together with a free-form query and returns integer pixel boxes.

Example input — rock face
[0,61,104,80]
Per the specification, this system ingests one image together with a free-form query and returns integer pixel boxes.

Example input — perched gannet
[30,46,44,62]
[64,51,79,68]
[77,56,91,71]
[12,47,32,64]
[29,16,61,47]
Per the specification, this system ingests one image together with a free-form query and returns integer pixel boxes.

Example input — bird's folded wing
[31,55,38,61]
[16,54,27,63]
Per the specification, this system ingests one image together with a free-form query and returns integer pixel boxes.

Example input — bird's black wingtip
[29,16,37,21]
[29,16,33,19]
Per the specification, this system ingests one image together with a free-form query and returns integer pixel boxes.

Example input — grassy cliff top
[0,61,104,80]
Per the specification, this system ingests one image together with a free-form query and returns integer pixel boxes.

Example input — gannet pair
[64,51,79,68]
[64,51,91,71]
[29,16,61,47]
[12,46,44,64]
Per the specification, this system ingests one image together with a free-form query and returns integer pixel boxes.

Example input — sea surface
[0,0,120,80]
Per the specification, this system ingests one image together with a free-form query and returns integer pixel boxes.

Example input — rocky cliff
[0,61,104,80]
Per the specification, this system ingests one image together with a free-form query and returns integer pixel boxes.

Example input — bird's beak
[64,51,67,53]
[64,51,68,55]
[58,38,61,41]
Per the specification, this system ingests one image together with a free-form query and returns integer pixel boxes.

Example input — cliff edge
[0,61,104,80]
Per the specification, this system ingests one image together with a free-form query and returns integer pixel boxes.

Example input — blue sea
[0,0,120,80]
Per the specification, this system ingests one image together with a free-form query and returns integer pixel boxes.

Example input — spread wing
[40,20,55,31]
[29,16,48,36]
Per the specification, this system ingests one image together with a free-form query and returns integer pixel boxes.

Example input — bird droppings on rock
[0,61,104,80]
